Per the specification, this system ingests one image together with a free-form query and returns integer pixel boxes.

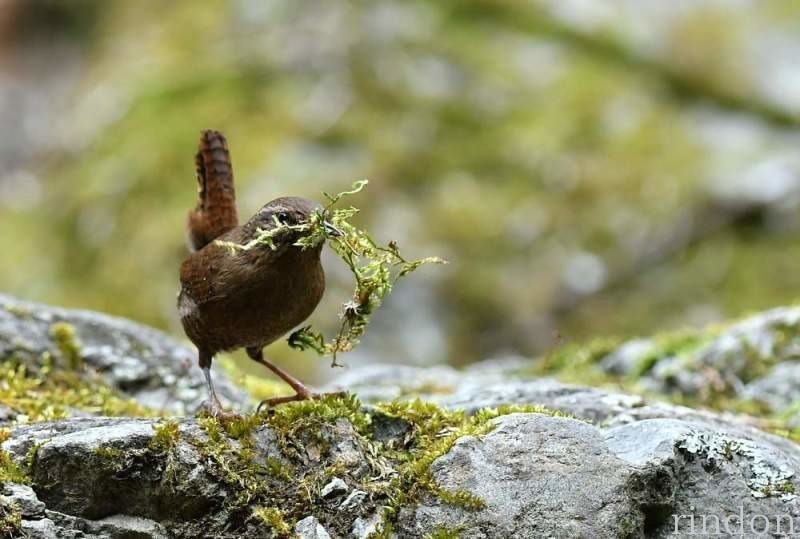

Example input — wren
[178,129,340,414]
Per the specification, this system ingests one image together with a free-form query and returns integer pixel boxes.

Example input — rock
[296,515,332,539]
[6,296,800,537]
[595,306,800,416]
[351,512,383,538]
[743,361,800,413]
[437,378,647,422]
[20,517,60,539]
[1,483,45,518]
[0,294,247,415]
[320,477,348,498]
[599,338,655,375]
[605,418,800,536]
[0,412,385,538]
[397,413,639,538]
[12,418,221,521]
[329,363,800,536]
[5,367,800,537]
[82,514,169,539]
[340,490,367,510]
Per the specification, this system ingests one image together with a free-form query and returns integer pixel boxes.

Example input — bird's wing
[179,227,292,307]
[186,129,239,251]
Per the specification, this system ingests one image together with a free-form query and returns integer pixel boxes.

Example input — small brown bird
[178,129,340,414]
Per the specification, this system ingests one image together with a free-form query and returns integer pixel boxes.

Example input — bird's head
[244,196,341,251]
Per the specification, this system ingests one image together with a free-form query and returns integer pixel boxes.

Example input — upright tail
[187,129,239,251]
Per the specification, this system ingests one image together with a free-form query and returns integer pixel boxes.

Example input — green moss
[375,401,568,530]
[221,413,263,441]
[93,445,126,472]
[424,526,465,539]
[0,362,152,424]
[24,443,42,475]
[264,456,292,481]
[197,416,222,443]
[150,419,181,452]
[3,305,31,319]
[185,395,563,537]
[529,337,622,386]
[628,330,707,381]
[0,451,28,485]
[49,322,83,370]
[269,392,371,436]
[0,500,21,539]
[777,479,795,494]
[252,506,292,536]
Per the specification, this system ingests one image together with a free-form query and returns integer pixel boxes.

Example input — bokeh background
[2,0,800,383]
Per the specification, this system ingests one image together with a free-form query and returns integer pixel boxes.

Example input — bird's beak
[323,220,343,237]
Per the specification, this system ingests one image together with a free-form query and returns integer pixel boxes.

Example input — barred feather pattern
[187,129,238,251]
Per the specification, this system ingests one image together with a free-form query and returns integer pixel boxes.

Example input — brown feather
[187,129,238,251]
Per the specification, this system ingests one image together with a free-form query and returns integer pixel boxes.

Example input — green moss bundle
[216,180,445,366]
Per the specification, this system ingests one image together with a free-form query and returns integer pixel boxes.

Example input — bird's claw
[256,390,350,412]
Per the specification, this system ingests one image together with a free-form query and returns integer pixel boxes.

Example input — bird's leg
[199,349,229,417]
[246,347,346,410]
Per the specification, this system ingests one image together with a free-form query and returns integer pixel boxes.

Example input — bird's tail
[187,129,238,251]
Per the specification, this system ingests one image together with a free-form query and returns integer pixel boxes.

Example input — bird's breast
[182,247,326,352]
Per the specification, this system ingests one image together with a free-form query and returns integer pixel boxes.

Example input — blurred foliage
[2,0,800,377]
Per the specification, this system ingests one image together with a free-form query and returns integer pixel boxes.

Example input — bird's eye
[276,212,291,224]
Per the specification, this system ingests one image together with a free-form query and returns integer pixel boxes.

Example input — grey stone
[599,306,800,415]
[84,514,169,539]
[340,490,367,510]
[320,477,348,498]
[743,361,800,411]
[605,418,800,536]
[28,419,218,520]
[436,378,646,422]
[8,294,800,539]
[0,294,247,415]
[350,512,383,539]
[326,363,468,401]
[1,483,45,518]
[599,338,655,375]
[0,404,16,422]
[296,515,332,539]
[20,518,60,539]
[397,413,639,538]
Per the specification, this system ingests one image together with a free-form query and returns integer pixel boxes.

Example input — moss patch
[180,395,563,537]
[424,526,465,539]
[0,500,21,539]
[150,420,181,452]
[0,361,153,424]
[49,321,83,370]
[252,506,292,536]
[0,450,27,485]
[530,336,622,384]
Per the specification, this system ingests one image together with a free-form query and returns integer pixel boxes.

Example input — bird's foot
[200,397,242,421]
[256,390,349,412]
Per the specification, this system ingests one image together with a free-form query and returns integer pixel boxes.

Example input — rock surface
[330,363,800,537]
[0,294,247,415]
[0,362,798,537]
[594,306,800,419]
[3,297,800,537]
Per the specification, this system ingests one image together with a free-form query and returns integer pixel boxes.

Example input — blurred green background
[2,0,800,382]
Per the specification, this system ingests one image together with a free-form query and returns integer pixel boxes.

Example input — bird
[178,129,340,414]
